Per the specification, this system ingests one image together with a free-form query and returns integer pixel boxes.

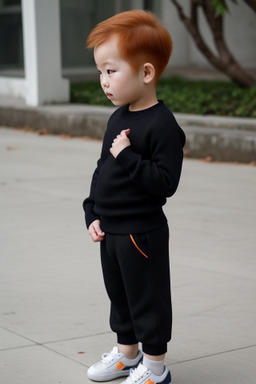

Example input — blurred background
[0,0,255,82]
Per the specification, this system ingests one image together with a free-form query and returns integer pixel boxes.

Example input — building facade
[0,0,255,105]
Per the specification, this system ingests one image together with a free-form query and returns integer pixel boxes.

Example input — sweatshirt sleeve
[82,159,101,228]
[116,122,185,198]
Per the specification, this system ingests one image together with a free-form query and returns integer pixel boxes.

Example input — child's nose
[101,75,109,88]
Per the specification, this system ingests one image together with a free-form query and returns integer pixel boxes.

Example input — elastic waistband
[100,209,167,234]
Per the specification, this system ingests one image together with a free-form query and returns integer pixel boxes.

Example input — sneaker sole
[87,369,130,382]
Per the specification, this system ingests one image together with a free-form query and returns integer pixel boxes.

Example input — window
[60,0,116,69]
[0,0,24,76]
[0,0,159,78]
[60,0,159,71]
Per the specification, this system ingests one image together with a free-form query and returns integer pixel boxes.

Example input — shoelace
[126,364,149,384]
[101,347,120,366]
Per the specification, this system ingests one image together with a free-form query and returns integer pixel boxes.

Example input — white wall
[225,1,256,68]
[161,0,190,66]
[0,0,69,106]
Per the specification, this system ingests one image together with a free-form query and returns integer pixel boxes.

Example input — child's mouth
[106,93,113,99]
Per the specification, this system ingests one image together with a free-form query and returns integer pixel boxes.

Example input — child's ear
[143,63,155,84]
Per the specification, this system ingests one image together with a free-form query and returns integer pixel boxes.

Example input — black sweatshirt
[83,100,186,234]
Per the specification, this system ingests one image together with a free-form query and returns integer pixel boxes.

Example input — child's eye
[107,70,115,75]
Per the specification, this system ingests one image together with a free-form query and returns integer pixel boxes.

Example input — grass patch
[70,77,256,118]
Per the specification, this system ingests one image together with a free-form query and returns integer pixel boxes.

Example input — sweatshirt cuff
[116,145,140,168]
[83,201,100,229]
[85,214,100,230]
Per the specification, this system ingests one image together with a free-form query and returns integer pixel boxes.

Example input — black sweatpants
[100,224,172,356]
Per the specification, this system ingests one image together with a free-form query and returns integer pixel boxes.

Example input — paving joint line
[170,344,256,365]
[0,325,112,368]
[0,325,111,352]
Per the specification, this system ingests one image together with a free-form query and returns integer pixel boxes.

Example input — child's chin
[111,100,125,107]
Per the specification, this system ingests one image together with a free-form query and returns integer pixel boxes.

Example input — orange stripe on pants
[129,234,148,258]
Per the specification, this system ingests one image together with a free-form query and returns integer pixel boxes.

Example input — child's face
[94,35,147,111]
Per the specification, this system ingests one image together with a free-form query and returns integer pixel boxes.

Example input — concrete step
[0,102,255,163]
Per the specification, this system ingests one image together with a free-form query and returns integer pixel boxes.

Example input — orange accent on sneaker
[145,380,155,384]
[130,234,148,259]
[116,361,125,370]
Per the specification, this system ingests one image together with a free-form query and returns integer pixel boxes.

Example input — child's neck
[129,92,158,112]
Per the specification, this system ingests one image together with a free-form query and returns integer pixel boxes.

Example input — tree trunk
[171,0,256,87]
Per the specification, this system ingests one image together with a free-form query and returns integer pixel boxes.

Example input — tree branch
[170,0,256,86]
[171,0,219,65]
[243,0,256,12]
[202,0,230,61]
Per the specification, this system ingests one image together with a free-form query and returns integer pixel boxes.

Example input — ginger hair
[86,10,173,84]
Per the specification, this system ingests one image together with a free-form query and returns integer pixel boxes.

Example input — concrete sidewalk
[0,127,256,383]
[0,97,256,163]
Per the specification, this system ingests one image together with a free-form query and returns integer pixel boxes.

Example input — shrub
[70,77,256,118]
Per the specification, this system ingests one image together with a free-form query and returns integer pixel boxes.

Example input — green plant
[70,77,256,117]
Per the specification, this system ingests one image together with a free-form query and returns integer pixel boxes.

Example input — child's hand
[88,220,105,242]
[110,129,131,158]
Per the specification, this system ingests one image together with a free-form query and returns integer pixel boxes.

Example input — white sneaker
[87,346,143,382]
[120,363,172,384]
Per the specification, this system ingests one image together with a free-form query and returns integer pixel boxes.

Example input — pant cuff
[117,334,138,345]
[142,343,167,356]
